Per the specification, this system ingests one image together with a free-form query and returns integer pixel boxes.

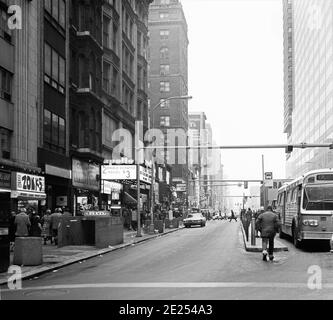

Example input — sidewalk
[240,223,288,253]
[0,226,184,286]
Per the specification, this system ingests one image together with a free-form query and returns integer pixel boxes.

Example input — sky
[181,0,287,204]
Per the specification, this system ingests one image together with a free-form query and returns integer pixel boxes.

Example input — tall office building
[148,0,189,206]
[283,0,333,178]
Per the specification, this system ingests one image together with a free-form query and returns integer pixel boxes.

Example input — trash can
[0,226,10,273]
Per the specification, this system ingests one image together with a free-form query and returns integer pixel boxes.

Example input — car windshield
[188,214,202,218]
[303,184,333,210]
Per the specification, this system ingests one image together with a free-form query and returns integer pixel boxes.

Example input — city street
[2,220,333,300]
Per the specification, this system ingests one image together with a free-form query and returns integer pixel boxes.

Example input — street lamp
[148,95,193,234]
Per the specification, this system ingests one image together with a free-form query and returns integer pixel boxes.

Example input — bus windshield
[303,184,333,211]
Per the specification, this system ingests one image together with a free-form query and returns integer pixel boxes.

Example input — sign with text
[72,159,100,191]
[0,170,11,189]
[102,165,152,184]
[265,172,273,180]
[13,172,45,193]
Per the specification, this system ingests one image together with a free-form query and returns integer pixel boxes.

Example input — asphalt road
[1,220,333,300]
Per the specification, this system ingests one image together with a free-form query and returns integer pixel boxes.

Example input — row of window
[0,67,12,102]
[44,109,66,153]
[44,43,66,94]
[44,0,66,29]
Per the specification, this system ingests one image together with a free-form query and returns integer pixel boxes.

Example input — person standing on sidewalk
[41,209,52,245]
[255,206,281,262]
[50,208,62,245]
[14,208,31,237]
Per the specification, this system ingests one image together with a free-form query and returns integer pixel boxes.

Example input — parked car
[184,213,206,228]
[212,214,222,220]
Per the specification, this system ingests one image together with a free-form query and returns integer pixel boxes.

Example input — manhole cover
[23,289,69,297]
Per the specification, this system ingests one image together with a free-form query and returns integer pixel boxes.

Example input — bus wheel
[292,225,302,249]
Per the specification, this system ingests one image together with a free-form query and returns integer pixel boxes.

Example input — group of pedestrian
[8,206,72,250]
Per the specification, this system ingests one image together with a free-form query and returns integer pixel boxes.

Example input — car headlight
[303,220,318,227]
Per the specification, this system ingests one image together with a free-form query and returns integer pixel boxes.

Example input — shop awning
[124,192,137,204]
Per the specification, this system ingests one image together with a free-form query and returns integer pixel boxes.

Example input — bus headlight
[303,220,318,227]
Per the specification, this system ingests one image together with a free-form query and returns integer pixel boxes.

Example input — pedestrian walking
[255,206,281,262]
[9,211,16,252]
[29,210,42,237]
[41,209,52,245]
[50,208,62,245]
[229,210,237,222]
[14,208,31,237]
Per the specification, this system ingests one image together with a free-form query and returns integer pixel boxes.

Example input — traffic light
[244,181,248,189]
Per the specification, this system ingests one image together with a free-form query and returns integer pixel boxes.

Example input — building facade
[148,0,189,208]
[0,0,46,224]
[284,0,333,178]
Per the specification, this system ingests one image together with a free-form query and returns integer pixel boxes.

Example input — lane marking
[2,282,333,293]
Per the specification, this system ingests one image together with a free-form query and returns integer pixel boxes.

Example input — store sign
[102,165,152,184]
[102,181,123,194]
[166,171,170,185]
[102,165,136,180]
[72,159,100,191]
[139,166,152,184]
[176,184,187,192]
[0,170,11,189]
[83,211,110,217]
[265,172,273,180]
[13,172,45,193]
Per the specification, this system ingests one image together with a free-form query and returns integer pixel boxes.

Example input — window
[0,127,11,159]
[160,116,170,127]
[0,6,12,43]
[161,0,170,4]
[160,81,170,92]
[44,42,66,94]
[112,23,118,52]
[112,67,118,96]
[159,12,169,19]
[45,0,66,29]
[160,64,170,75]
[103,61,111,93]
[160,47,169,59]
[0,68,12,102]
[160,30,169,40]
[160,99,170,108]
[44,109,51,143]
[103,15,111,48]
[44,109,66,152]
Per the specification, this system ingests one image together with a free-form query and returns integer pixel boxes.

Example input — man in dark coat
[256,206,281,262]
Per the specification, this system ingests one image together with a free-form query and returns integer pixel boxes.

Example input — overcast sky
[181,0,287,205]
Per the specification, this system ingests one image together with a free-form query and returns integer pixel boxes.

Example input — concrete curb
[240,223,288,253]
[0,227,184,286]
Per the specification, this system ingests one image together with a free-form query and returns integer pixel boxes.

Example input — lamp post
[148,95,193,234]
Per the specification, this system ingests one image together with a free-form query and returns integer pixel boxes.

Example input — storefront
[72,158,101,216]
[10,172,47,212]
[101,180,123,208]
[101,163,152,211]
[0,170,12,225]
[44,164,72,212]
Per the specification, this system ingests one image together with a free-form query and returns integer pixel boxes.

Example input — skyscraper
[148,0,189,205]
[283,0,333,178]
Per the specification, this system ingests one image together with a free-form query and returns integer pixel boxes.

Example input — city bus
[276,169,333,248]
